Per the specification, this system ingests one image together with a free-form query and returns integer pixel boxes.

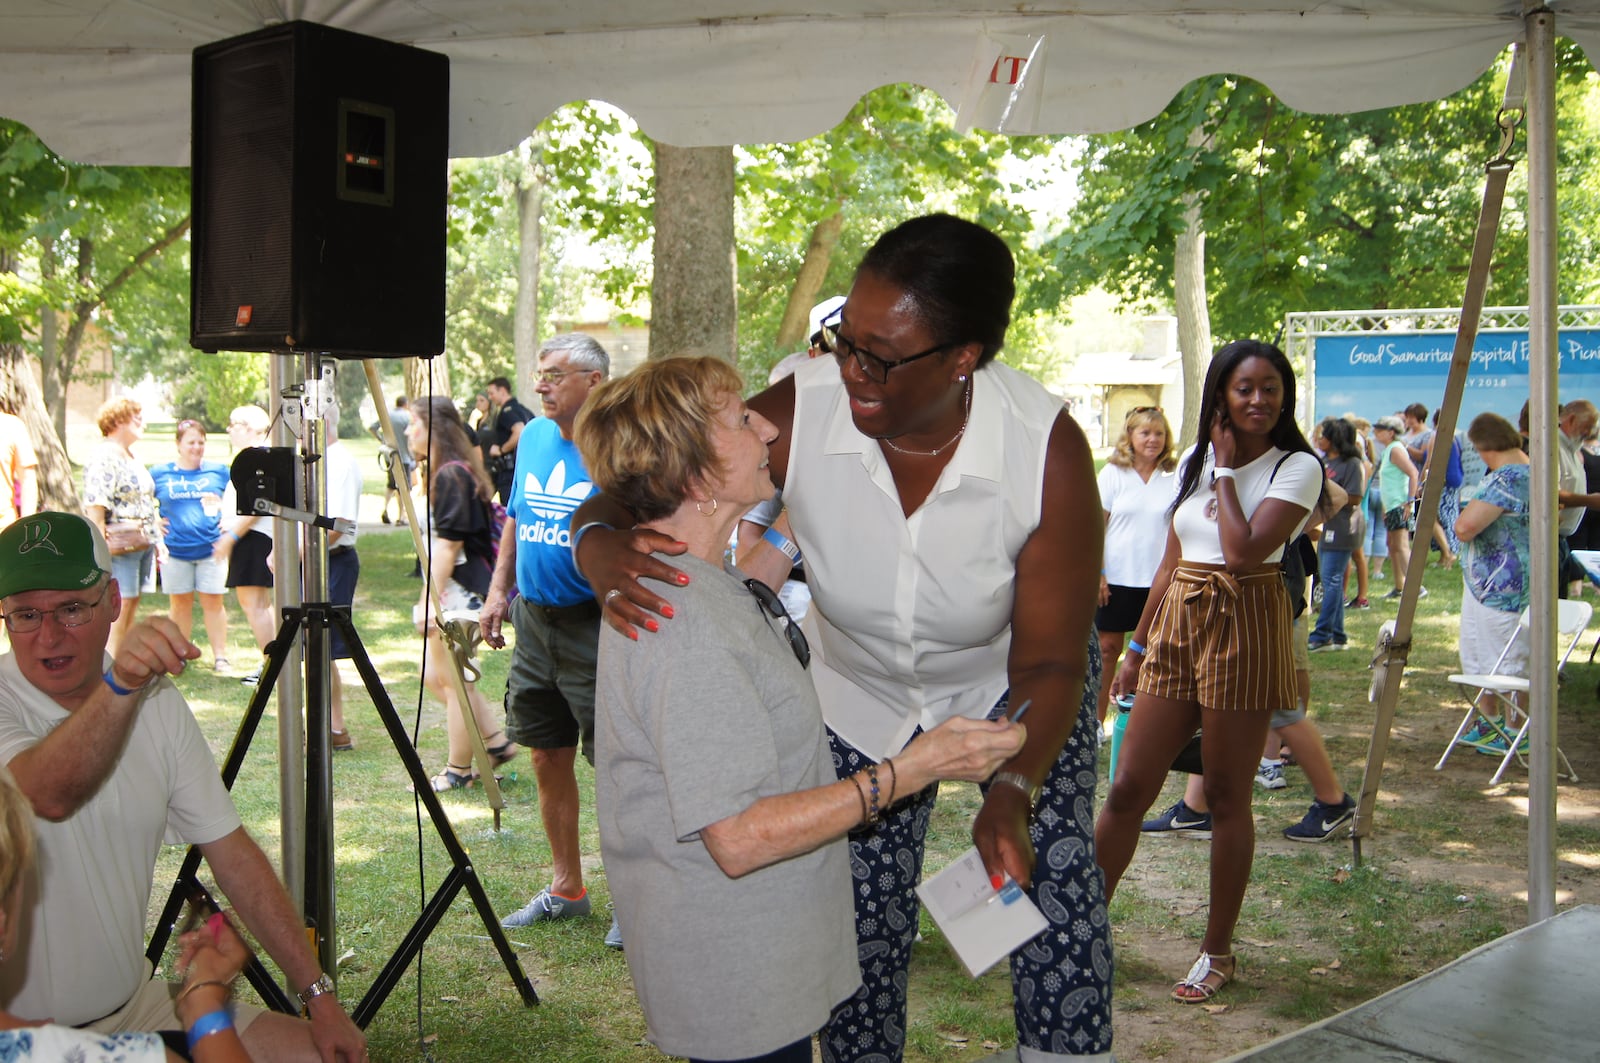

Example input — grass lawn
[117,496,1599,1060]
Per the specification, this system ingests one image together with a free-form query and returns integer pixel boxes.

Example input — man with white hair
[0,511,366,1060]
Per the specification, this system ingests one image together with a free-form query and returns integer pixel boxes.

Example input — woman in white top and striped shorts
[1095,340,1324,1005]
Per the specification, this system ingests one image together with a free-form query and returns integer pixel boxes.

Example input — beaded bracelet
[864,762,881,825]
[881,758,898,809]
[186,1006,234,1054]
[850,771,870,825]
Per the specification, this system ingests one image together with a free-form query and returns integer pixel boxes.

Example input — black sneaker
[1141,799,1212,839]
[1283,794,1356,842]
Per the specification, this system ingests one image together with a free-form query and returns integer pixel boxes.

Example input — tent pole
[1524,1,1559,925]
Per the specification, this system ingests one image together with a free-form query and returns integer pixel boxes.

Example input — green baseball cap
[0,512,113,600]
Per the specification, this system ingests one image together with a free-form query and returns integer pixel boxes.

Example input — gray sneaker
[604,914,623,950]
[1255,761,1287,790]
[501,887,591,928]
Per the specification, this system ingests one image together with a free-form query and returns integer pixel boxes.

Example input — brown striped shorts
[1135,561,1295,711]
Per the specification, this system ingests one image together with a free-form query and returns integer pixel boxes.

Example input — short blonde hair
[95,397,141,436]
[1106,407,1177,472]
[574,356,747,522]
[0,766,35,908]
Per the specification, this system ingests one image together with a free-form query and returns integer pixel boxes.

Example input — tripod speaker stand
[147,356,536,1024]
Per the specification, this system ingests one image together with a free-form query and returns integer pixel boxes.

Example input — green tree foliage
[445,104,652,387]
[734,85,1059,384]
[1032,46,1600,347]
[0,121,190,444]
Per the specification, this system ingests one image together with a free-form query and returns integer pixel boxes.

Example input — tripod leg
[146,612,306,1015]
[336,610,538,1017]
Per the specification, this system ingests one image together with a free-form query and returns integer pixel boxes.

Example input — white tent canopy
[5,2,1600,165]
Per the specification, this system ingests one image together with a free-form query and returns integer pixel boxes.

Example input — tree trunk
[515,138,545,390]
[1173,198,1211,454]
[37,239,67,446]
[1,246,79,510]
[774,211,845,351]
[404,354,450,403]
[650,144,736,362]
[1173,125,1214,453]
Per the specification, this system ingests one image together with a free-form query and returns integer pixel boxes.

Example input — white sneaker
[1256,761,1287,790]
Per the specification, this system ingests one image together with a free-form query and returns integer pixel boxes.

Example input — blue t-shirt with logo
[507,417,597,607]
[150,460,230,561]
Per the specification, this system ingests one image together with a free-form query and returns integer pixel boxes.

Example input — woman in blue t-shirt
[150,420,232,672]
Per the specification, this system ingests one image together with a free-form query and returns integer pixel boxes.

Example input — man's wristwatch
[297,973,335,1008]
[991,771,1041,810]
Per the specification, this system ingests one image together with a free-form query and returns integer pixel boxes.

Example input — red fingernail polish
[990,874,1003,890]
[661,605,675,619]
[645,619,659,632]
[676,573,689,585]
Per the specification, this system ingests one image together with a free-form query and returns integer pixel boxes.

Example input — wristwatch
[297,973,335,1008]
[991,771,1041,810]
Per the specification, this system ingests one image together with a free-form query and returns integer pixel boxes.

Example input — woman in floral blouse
[82,397,160,654]
[1453,411,1531,748]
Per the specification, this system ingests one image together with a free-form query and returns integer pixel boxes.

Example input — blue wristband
[1126,639,1147,656]
[569,521,614,564]
[186,1006,234,1054]
[761,526,802,564]
[103,668,138,696]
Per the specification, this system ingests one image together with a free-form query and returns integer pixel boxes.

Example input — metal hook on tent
[1492,42,1527,168]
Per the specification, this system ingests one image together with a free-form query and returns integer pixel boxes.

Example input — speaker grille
[190,22,447,358]
[193,38,295,342]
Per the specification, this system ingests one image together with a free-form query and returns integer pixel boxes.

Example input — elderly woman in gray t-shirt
[572,357,1024,1063]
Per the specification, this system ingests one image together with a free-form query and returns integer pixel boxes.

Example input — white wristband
[1211,467,1236,479]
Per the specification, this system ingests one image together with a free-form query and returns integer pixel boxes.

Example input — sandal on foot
[485,733,521,767]
[331,729,355,752]
[419,765,476,793]
[1173,951,1235,1004]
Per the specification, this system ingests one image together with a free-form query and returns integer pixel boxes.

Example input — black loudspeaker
[191,21,448,359]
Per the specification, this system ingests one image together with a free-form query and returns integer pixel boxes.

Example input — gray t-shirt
[594,553,859,1060]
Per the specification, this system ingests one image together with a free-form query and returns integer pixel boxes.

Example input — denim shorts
[109,548,154,599]
[161,553,226,596]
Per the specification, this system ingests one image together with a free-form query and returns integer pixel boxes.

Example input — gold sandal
[1172,951,1235,1004]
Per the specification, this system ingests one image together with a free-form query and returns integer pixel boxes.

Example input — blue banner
[1311,329,1600,429]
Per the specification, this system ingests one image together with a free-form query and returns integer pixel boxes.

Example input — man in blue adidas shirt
[480,334,617,945]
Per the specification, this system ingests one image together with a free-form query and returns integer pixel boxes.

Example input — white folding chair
[1436,600,1588,785]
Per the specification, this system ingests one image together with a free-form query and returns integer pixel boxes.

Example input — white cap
[808,296,847,344]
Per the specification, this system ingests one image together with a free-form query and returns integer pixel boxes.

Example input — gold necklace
[883,378,972,458]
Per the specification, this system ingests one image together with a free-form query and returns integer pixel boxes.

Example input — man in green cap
[0,511,366,1060]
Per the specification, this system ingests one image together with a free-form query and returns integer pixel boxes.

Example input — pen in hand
[1008,698,1032,724]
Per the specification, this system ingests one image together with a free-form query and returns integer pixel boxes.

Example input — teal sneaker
[1474,729,1529,756]
[1460,718,1504,747]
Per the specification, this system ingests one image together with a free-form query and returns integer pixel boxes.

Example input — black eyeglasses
[819,311,955,385]
[744,578,810,669]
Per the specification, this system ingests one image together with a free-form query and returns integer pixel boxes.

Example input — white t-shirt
[1171,446,1323,564]
[1097,462,1176,587]
[324,439,363,547]
[0,656,242,1025]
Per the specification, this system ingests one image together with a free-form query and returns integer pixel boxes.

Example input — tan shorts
[85,960,265,1038]
[1136,561,1296,711]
